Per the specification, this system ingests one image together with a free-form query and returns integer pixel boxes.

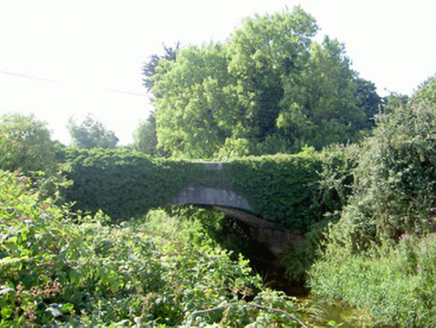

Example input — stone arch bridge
[65,151,321,252]
[167,162,307,255]
[64,154,320,254]
[169,163,252,211]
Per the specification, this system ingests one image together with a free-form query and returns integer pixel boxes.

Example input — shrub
[309,80,436,326]
[324,97,436,252]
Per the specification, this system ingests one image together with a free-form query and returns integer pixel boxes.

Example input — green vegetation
[67,115,119,149]
[0,170,305,327]
[0,113,58,174]
[308,74,436,326]
[1,4,436,326]
[309,234,436,326]
[60,148,198,221]
[142,6,382,159]
[133,113,169,157]
[61,146,346,233]
[59,144,354,285]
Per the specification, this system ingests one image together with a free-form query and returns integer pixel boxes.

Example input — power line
[0,69,148,98]
[0,70,60,83]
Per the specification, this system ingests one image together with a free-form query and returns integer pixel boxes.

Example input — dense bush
[271,144,358,282]
[309,77,436,326]
[0,170,305,327]
[322,97,436,252]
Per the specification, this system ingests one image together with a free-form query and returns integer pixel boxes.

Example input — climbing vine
[61,147,346,231]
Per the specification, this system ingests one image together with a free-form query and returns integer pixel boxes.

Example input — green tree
[0,113,57,173]
[355,77,383,125]
[133,113,169,157]
[275,36,367,149]
[152,43,231,158]
[147,7,380,158]
[411,73,436,106]
[143,43,179,92]
[68,115,119,149]
[225,6,319,145]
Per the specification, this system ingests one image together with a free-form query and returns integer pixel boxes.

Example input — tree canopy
[0,113,57,173]
[68,115,119,149]
[411,73,436,106]
[144,6,382,159]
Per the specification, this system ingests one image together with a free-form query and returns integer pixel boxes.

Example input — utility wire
[0,70,60,83]
[0,70,376,118]
[0,69,148,97]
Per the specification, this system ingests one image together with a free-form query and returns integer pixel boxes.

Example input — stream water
[201,209,369,326]
[246,240,361,327]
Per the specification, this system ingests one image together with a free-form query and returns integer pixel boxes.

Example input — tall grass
[309,233,436,326]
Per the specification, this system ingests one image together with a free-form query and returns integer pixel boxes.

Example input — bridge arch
[170,186,252,211]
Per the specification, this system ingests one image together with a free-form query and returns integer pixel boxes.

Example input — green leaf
[0,256,29,265]
[69,270,81,287]
[1,307,12,319]
[62,303,75,313]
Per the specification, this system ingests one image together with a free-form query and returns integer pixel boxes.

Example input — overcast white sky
[1,0,435,145]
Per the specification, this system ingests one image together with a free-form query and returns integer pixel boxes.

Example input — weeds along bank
[309,234,436,326]
[0,170,308,327]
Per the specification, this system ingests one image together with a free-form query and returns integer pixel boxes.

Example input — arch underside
[170,186,252,211]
